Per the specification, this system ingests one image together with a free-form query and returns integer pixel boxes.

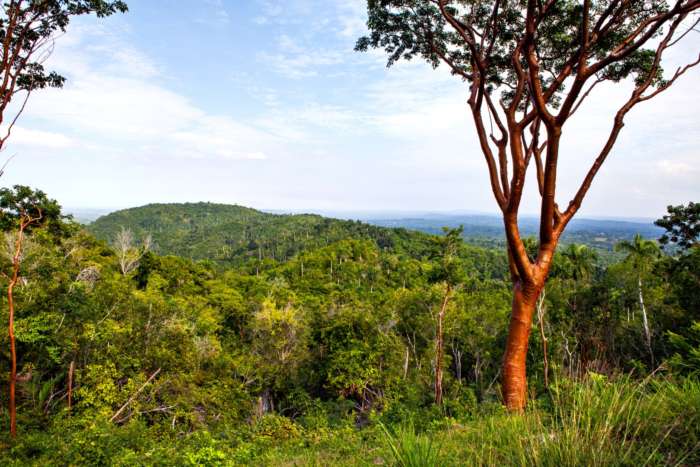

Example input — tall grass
[380,421,442,467]
[378,376,700,467]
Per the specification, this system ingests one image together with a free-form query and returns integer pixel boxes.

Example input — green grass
[273,377,700,467]
[3,377,699,466]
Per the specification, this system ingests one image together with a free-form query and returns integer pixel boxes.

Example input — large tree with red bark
[356,0,700,411]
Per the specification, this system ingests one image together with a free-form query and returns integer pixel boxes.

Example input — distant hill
[65,207,115,224]
[87,202,436,266]
[366,214,664,250]
[88,203,664,269]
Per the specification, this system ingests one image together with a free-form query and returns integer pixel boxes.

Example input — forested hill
[87,202,440,266]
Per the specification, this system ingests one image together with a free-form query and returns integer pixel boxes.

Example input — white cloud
[656,158,698,178]
[10,26,282,164]
[257,49,344,79]
[7,127,75,149]
[335,0,367,38]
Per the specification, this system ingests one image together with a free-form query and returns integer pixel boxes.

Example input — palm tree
[562,244,598,283]
[560,244,598,318]
[615,235,661,364]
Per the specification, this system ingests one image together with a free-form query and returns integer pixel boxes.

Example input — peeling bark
[502,281,542,411]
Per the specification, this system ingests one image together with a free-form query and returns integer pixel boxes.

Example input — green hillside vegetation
[88,203,443,267]
[2,0,699,463]
[1,188,699,465]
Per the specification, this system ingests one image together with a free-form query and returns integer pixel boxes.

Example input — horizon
[63,200,664,225]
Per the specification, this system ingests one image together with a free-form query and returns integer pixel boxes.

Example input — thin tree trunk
[110,368,161,423]
[451,342,462,383]
[536,289,549,390]
[403,346,409,379]
[502,281,542,412]
[435,284,451,406]
[8,276,17,438]
[474,352,483,398]
[67,360,75,411]
[8,223,26,438]
[638,275,653,365]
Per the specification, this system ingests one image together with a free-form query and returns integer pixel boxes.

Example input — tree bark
[8,275,17,438]
[638,275,653,365]
[536,290,549,390]
[502,280,542,411]
[434,284,451,406]
[403,346,409,379]
[7,222,27,438]
[67,360,75,411]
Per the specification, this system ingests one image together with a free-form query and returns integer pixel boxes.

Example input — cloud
[257,48,344,79]
[10,25,282,164]
[334,0,367,38]
[7,127,76,149]
[3,5,697,216]
[657,159,695,176]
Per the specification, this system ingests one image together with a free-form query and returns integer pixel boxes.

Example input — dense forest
[87,203,441,268]
[1,0,699,465]
[0,187,698,465]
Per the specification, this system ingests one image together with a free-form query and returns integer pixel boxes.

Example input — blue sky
[2,0,699,218]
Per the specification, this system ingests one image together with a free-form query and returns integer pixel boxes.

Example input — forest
[1,0,700,465]
[0,190,698,465]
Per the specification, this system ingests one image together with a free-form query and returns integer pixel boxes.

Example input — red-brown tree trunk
[502,280,543,411]
[7,220,27,438]
[8,275,17,438]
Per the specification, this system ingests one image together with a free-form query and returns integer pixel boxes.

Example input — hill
[366,214,664,250]
[87,202,437,266]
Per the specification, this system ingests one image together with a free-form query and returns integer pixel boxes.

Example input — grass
[2,376,698,466]
[380,421,441,467]
[276,376,700,467]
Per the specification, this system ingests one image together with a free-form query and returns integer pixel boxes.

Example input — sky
[1,0,699,218]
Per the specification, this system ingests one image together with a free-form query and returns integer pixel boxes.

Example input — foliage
[655,202,699,251]
[0,195,697,463]
[87,203,440,269]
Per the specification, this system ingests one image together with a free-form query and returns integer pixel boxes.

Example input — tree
[655,202,699,251]
[0,185,61,437]
[0,0,128,161]
[429,226,465,405]
[615,234,661,364]
[357,0,700,411]
[560,243,598,313]
[561,244,597,283]
[114,226,151,276]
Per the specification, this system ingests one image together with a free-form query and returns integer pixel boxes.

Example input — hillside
[87,202,438,266]
[5,190,699,466]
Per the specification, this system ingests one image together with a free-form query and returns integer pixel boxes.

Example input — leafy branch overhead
[0,1,128,150]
